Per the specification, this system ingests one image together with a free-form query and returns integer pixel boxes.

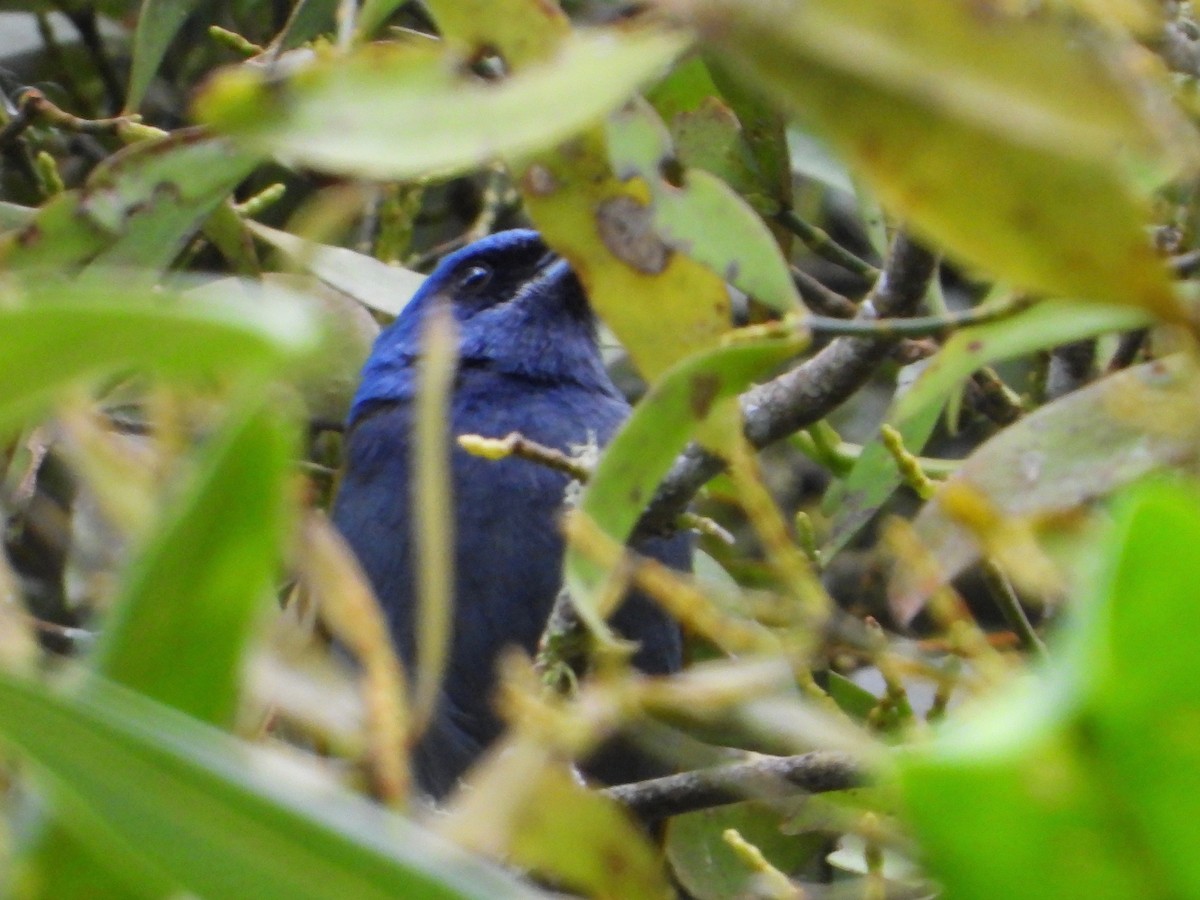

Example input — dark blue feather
[332,229,688,798]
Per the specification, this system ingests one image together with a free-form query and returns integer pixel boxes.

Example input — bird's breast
[335,373,631,703]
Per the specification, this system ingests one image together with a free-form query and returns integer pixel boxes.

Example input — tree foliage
[0,0,1197,897]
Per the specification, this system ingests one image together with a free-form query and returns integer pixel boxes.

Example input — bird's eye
[458,264,492,293]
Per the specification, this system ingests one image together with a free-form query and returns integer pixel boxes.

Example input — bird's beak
[519,250,590,319]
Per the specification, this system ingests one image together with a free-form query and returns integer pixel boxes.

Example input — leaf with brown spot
[421,0,569,68]
[688,372,721,418]
[197,32,684,185]
[523,128,731,379]
[606,99,802,314]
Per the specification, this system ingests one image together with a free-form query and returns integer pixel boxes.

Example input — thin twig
[980,561,1047,662]
[601,750,864,820]
[18,89,143,135]
[777,209,879,279]
[791,265,859,318]
[1108,328,1149,372]
[0,89,144,153]
[458,432,734,544]
[803,299,1032,339]
[62,6,124,112]
[965,368,1024,426]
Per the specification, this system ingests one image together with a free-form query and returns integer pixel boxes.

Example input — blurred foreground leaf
[509,767,671,900]
[680,0,1186,317]
[0,277,320,434]
[0,672,541,900]
[898,478,1200,898]
[1074,480,1200,896]
[94,399,295,720]
[666,801,824,900]
[419,0,568,66]
[22,399,298,895]
[196,30,685,180]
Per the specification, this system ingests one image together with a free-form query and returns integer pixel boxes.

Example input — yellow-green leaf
[522,130,731,379]
[196,30,685,182]
[606,99,801,314]
[420,0,568,66]
[680,0,1187,317]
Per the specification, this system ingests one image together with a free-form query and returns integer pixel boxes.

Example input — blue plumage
[332,229,688,798]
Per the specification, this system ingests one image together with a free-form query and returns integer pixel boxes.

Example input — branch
[777,209,879,279]
[459,432,733,544]
[639,232,938,534]
[805,297,1032,340]
[601,750,864,819]
[0,89,145,150]
[1154,17,1200,79]
[791,265,859,318]
[1045,338,1096,401]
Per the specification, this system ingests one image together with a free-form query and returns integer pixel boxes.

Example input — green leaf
[565,336,804,628]
[825,300,1152,559]
[195,30,686,180]
[0,672,542,900]
[127,0,200,111]
[419,0,568,67]
[682,0,1186,317]
[355,0,412,40]
[0,131,261,272]
[249,221,424,316]
[827,671,883,722]
[23,399,299,897]
[509,767,670,900]
[1077,480,1200,896]
[523,129,732,380]
[93,400,295,720]
[897,679,1148,899]
[198,30,686,182]
[645,55,721,124]
[705,58,793,216]
[647,56,791,219]
[897,478,1200,898]
[889,355,1200,620]
[606,98,801,314]
[0,276,320,434]
[666,801,825,900]
[272,0,340,50]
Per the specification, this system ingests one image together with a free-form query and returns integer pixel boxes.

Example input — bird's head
[348,229,615,424]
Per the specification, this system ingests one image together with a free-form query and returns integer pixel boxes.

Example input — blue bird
[332,229,688,799]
